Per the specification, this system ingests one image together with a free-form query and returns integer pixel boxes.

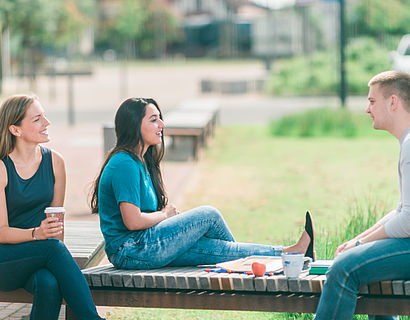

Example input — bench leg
[65,305,77,320]
[193,136,200,160]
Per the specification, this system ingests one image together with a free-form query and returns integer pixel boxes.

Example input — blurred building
[169,0,340,58]
[94,0,349,59]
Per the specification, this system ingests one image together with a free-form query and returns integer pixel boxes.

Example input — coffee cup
[44,207,65,242]
[281,253,311,278]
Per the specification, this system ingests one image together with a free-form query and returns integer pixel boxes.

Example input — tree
[350,0,410,38]
[96,0,182,59]
[0,0,96,88]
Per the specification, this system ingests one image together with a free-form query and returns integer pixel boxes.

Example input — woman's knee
[199,205,223,218]
[32,269,61,297]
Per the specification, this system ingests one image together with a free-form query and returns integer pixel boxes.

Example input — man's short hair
[368,71,410,110]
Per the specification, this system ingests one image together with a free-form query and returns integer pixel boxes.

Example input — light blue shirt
[98,151,158,257]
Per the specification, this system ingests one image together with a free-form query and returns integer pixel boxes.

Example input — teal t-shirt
[98,151,158,257]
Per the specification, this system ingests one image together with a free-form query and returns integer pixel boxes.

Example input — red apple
[251,262,266,277]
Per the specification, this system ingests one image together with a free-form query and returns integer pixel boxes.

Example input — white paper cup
[281,253,305,278]
[44,207,65,242]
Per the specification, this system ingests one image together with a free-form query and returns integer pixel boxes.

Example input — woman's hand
[35,217,63,240]
[162,204,180,218]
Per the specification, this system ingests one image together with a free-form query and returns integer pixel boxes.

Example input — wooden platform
[82,265,410,316]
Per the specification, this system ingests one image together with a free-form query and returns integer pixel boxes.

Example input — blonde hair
[0,94,37,159]
[368,71,410,111]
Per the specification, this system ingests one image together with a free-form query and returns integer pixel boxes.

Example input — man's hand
[335,239,357,257]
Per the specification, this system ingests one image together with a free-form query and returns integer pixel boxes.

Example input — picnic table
[0,220,105,314]
[81,264,410,317]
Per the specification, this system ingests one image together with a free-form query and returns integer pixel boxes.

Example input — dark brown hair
[90,98,167,213]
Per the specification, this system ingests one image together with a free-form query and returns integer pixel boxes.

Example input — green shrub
[270,107,383,138]
[267,36,392,96]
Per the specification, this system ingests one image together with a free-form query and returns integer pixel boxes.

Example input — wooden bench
[164,100,220,160]
[0,220,105,319]
[78,264,410,318]
[102,100,219,160]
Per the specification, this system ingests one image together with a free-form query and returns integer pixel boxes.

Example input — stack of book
[309,260,333,275]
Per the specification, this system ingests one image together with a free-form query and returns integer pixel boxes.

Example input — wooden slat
[404,281,410,295]
[254,276,268,292]
[157,268,179,289]
[266,277,278,292]
[210,273,222,290]
[219,273,234,291]
[186,270,201,290]
[358,284,369,294]
[231,274,245,291]
[197,272,212,290]
[277,276,289,291]
[82,265,113,286]
[288,278,301,292]
[300,275,316,293]
[369,282,381,295]
[310,275,326,293]
[132,270,150,288]
[91,266,116,287]
[380,281,393,295]
[242,274,255,291]
[392,280,405,295]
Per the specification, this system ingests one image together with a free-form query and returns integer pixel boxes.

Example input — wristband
[32,227,37,240]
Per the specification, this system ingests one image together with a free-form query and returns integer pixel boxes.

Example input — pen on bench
[203,269,280,276]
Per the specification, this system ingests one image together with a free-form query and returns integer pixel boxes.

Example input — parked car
[390,34,410,74]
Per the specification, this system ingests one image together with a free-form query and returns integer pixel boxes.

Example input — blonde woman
[0,95,103,320]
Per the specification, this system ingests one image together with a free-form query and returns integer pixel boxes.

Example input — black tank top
[2,146,55,228]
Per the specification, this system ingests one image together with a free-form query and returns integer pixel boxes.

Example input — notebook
[309,260,333,275]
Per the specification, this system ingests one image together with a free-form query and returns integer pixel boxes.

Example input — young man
[314,70,410,320]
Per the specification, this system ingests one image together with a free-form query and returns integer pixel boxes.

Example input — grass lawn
[107,124,402,320]
[182,125,398,246]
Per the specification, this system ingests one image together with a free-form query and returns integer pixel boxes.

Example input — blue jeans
[0,239,102,320]
[110,205,283,269]
[315,238,410,320]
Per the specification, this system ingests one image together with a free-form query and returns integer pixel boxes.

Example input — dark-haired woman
[91,98,315,270]
[0,95,103,320]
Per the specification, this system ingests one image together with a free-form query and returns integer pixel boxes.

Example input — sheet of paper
[216,256,283,272]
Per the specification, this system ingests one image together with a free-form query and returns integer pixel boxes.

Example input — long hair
[90,98,168,213]
[0,94,37,159]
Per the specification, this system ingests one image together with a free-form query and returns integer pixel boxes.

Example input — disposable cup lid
[44,207,65,213]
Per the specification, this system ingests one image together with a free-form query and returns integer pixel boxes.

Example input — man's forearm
[360,224,389,244]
